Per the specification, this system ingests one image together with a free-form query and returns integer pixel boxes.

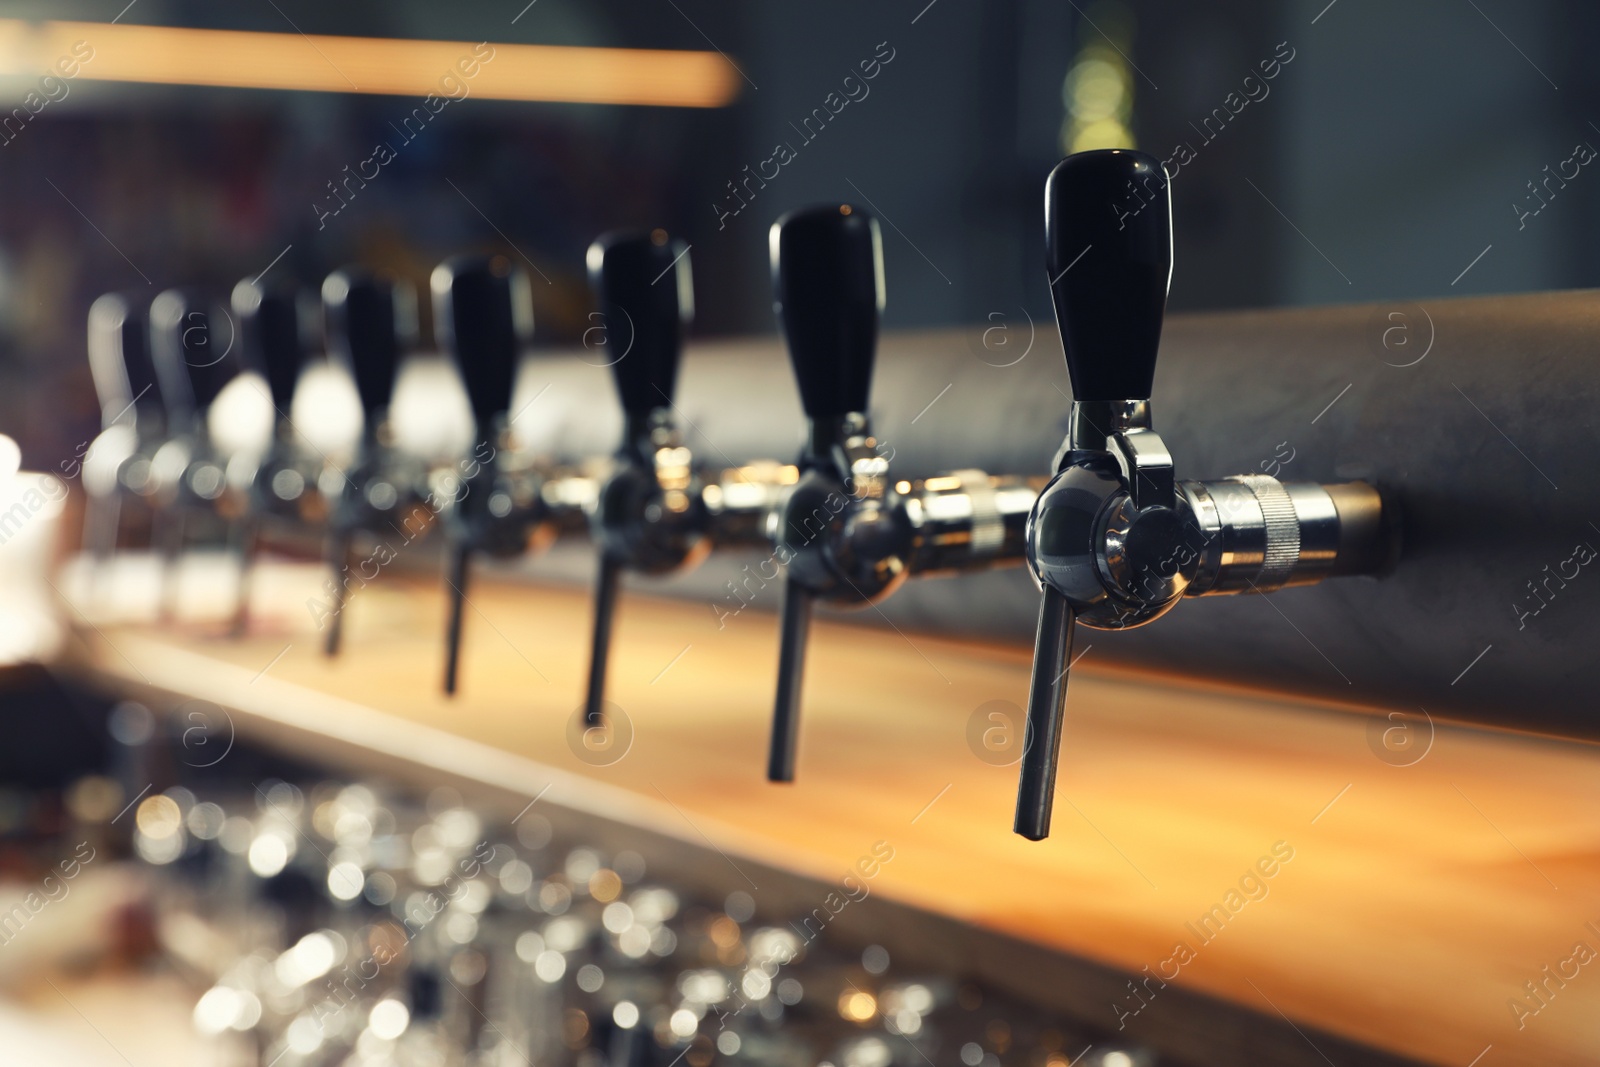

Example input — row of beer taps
[77,150,1396,840]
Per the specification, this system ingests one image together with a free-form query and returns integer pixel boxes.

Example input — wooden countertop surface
[80,564,1600,1067]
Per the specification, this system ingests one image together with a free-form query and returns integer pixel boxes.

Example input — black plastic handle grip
[323,268,415,418]
[1046,149,1171,403]
[232,279,308,415]
[87,292,162,427]
[431,255,533,436]
[150,289,236,418]
[588,229,693,417]
[770,204,884,419]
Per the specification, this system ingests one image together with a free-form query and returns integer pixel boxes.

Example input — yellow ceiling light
[0,20,742,108]
[1059,1,1138,154]
[1070,117,1134,153]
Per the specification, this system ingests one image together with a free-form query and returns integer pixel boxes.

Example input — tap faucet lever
[774,204,884,455]
[431,255,534,694]
[765,203,899,782]
[326,268,416,434]
[88,294,163,437]
[83,294,163,567]
[1048,150,1170,408]
[231,278,317,633]
[234,279,311,434]
[582,229,704,727]
[321,268,421,656]
[1016,150,1393,841]
[590,228,692,431]
[148,289,241,621]
[150,289,234,438]
[1019,149,1176,840]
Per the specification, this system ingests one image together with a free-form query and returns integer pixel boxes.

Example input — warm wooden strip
[89,572,1600,1067]
[0,21,741,107]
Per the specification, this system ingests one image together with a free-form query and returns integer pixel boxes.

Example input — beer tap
[763,205,1039,782]
[148,289,240,621]
[82,294,166,573]
[1013,149,1393,840]
[580,230,710,725]
[764,205,898,783]
[431,255,550,694]
[230,278,321,635]
[320,268,426,656]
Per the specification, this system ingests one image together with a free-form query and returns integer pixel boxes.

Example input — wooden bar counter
[73,566,1600,1067]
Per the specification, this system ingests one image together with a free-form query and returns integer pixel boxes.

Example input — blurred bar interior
[0,1,1597,1066]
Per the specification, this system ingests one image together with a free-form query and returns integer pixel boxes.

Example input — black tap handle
[765,206,882,782]
[1014,587,1075,840]
[580,231,691,727]
[233,279,309,417]
[431,254,533,439]
[87,293,163,429]
[1046,149,1171,403]
[771,204,884,420]
[432,255,529,697]
[588,229,693,419]
[324,268,416,421]
[150,289,235,422]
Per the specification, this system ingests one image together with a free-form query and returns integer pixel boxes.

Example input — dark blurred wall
[1274,0,1588,304]
[0,0,1592,473]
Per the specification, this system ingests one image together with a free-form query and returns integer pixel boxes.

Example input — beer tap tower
[580,230,709,725]
[765,205,905,782]
[82,294,167,572]
[147,289,240,621]
[230,278,320,635]
[431,255,551,694]
[320,268,426,656]
[1013,149,1394,840]
[762,205,1038,782]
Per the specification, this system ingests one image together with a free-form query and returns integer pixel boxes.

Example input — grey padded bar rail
[509,289,1600,741]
